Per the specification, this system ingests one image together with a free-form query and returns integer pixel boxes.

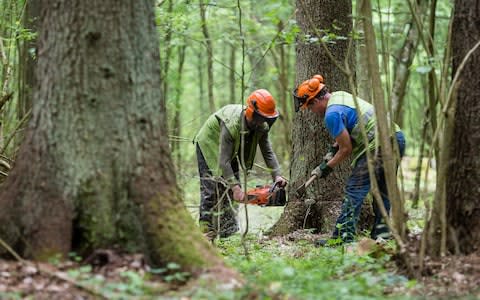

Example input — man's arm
[326,129,352,168]
[258,132,282,180]
[218,122,240,185]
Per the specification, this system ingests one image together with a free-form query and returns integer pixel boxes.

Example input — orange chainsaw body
[242,184,286,206]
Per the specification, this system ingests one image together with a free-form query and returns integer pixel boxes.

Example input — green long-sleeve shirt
[195,104,281,186]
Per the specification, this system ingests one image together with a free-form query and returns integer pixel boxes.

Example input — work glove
[232,184,245,201]
[311,162,333,179]
[274,175,288,188]
[323,144,339,162]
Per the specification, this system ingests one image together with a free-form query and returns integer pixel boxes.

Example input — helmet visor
[293,88,308,112]
[252,109,277,130]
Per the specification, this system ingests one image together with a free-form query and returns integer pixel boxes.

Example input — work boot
[216,204,239,238]
[314,239,329,247]
[199,221,217,242]
[218,218,239,238]
[203,230,217,242]
[370,223,391,240]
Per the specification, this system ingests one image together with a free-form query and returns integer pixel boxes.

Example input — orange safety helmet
[245,89,279,123]
[293,74,326,112]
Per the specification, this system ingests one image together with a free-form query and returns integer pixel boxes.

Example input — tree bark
[354,0,370,100]
[17,0,39,122]
[229,42,236,103]
[270,0,352,236]
[270,30,293,160]
[197,48,206,125]
[199,0,215,112]
[360,0,406,240]
[392,0,424,127]
[159,0,173,123]
[0,0,224,273]
[446,0,480,255]
[427,0,441,168]
[171,43,187,172]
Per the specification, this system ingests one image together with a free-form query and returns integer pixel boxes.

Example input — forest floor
[0,232,479,299]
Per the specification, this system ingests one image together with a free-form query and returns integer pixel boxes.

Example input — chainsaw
[240,181,286,206]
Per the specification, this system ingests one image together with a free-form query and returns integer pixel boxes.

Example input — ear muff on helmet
[293,75,326,112]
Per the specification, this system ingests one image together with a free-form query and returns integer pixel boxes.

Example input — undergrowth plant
[207,235,416,300]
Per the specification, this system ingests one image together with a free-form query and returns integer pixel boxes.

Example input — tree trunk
[247,0,268,90]
[160,0,173,122]
[270,0,352,236]
[360,0,406,240]
[171,44,187,173]
[271,31,293,160]
[427,0,440,168]
[353,0,378,229]
[197,48,206,126]
[0,0,224,273]
[229,42,236,103]
[447,0,480,255]
[354,0,370,100]
[199,0,215,112]
[392,0,424,127]
[17,0,39,122]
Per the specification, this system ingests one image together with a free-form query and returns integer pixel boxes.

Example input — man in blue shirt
[293,75,406,245]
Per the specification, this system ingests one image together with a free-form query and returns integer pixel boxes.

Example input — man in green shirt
[194,89,287,240]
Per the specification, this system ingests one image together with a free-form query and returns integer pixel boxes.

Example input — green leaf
[415,65,432,74]
[167,262,181,270]
[149,268,167,274]
[282,266,295,277]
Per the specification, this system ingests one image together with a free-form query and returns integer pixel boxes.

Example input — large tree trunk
[270,0,353,236]
[446,0,480,255]
[0,0,224,273]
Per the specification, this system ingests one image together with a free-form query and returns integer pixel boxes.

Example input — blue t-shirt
[324,105,358,139]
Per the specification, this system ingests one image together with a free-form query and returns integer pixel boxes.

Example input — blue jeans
[332,132,406,242]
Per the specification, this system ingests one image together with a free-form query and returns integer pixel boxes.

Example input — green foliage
[47,253,63,266]
[0,292,23,300]
[64,264,160,298]
[68,252,83,262]
[67,265,92,279]
[48,235,420,299]
[189,235,416,299]
[149,262,191,283]
[0,0,32,158]
[155,0,296,175]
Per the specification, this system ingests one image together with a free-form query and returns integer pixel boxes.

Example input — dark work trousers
[332,131,406,242]
[196,144,240,238]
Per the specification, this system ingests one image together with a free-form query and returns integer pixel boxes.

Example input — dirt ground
[0,241,479,299]
[404,246,480,298]
[411,252,480,298]
[0,250,170,299]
